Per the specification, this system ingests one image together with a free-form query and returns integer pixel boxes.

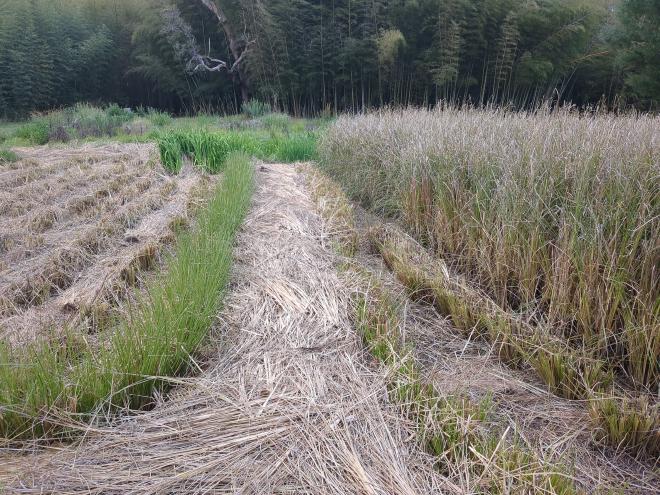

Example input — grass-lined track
[0,152,253,439]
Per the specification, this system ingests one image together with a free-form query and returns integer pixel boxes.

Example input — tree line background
[0,0,658,118]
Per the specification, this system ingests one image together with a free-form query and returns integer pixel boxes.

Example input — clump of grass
[147,108,172,127]
[158,129,318,174]
[272,132,317,162]
[157,133,183,173]
[0,152,254,439]
[261,112,291,132]
[0,148,18,163]
[528,342,613,400]
[157,130,260,173]
[241,99,271,118]
[319,107,659,393]
[15,120,49,145]
[590,396,659,458]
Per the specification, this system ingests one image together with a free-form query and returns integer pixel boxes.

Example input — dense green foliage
[0,149,254,439]
[157,128,317,173]
[0,0,658,117]
[615,0,660,108]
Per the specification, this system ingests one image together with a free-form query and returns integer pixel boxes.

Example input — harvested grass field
[0,162,445,494]
[0,140,254,440]
[1,108,658,493]
[0,143,208,347]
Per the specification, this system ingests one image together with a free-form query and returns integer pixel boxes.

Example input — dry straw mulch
[1,163,444,494]
[0,144,211,347]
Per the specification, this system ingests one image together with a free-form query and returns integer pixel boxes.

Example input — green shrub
[242,99,271,118]
[16,120,49,145]
[105,103,132,121]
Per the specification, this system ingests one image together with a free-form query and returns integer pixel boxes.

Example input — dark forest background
[0,0,658,118]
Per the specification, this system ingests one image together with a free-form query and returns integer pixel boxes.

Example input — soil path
[2,163,443,494]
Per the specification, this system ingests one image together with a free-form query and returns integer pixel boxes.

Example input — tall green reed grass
[319,107,659,392]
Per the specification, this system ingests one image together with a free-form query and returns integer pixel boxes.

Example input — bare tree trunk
[199,0,250,101]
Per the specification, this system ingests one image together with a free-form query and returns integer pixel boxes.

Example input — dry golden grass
[319,107,659,393]
[308,167,659,492]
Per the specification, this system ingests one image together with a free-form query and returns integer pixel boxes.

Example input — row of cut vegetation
[0,150,254,440]
[307,170,579,494]
[318,108,659,395]
[369,224,658,458]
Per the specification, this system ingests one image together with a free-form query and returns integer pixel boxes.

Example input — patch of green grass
[272,132,317,162]
[0,152,254,439]
[0,148,18,163]
[157,133,184,173]
[15,120,49,145]
[147,108,172,127]
[261,113,291,132]
[157,129,318,174]
[13,103,135,145]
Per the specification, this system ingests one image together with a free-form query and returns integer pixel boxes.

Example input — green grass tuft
[0,148,18,163]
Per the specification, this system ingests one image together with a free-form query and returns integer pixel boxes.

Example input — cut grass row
[369,224,659,459]
[307,169,579,494]
[355,280,578,494]
[0,151,254,440]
